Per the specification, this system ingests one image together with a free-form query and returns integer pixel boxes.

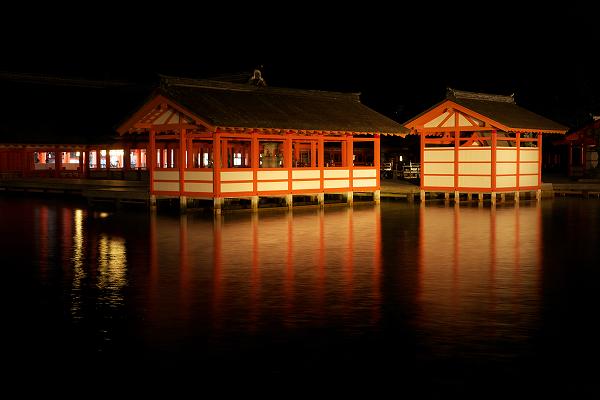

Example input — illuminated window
[260,141,284,168]
[233,153,242,166]
[292,141,313,168]
[225,140,251,168]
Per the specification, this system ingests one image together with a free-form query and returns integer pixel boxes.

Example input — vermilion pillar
[149,129,155,195]
[180,128,186,196]
[374,134,380,188]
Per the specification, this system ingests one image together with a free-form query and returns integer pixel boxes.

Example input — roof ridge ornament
[446,88,515,104]
[248,67,267,87]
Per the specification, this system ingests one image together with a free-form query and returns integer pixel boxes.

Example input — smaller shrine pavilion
[554,117,600,177]
[404,89,568,202]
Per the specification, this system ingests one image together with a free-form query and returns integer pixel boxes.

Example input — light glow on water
[5,197,599,394]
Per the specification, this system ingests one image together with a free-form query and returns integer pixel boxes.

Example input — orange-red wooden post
[149,130,155,195]
[491,129,497,191]
[286,135,292,191]
[180,127,186,196]
[454,117,459,191]
[251,131,258,195]
[420,131,425,189]
[516,132,521,191]
[221,139,228,169]
[374,134,380,188]
[346,133,353,190]
[538,132,543,188]
[213,133,221,197]
[318,135,324,190]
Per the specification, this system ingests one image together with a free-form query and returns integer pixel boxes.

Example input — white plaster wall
[324,169,349,179]
[520,150,539,161]
[257,170,288,180]
[496,176,517,188]
[353,169,377,178]
[220,182,253,193]
[154,170,179,180]
[324,179,349,189]
[496,163,517,174]
[458,162,491,174]
[184,182,213,192]
[458,176,491,188]
[184,171,213,181]
[424,149,454,162]
[424,175,454,187]
[154,181,180,191]
[520,163,539,174]
[353,178,377,187]
[221,171,253,181]
[459,148,491,162]
[519,175,539,187]
[424,162,454,174]
[257,181,288,191]
[292,180,321,190]
[292,170,320,179]
[497,148,517,162]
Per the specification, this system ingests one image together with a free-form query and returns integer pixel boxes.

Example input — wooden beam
[437,110,454,128]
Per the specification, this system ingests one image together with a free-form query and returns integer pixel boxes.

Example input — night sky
[3,3,599,128]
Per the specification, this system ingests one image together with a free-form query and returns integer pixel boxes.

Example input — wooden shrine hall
[404,88,568,202]
[117,75,408,211]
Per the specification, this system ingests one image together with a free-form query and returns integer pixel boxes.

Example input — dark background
[2,2,599,128]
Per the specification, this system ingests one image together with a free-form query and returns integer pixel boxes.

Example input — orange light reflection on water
[154,206,385,335]
[417,202,542,349]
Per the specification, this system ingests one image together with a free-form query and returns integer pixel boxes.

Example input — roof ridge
[447,88,515,104]
[159,74,361,102]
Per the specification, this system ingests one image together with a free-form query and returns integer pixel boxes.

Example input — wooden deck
[380,179,420,200]
[0,178,150,207]
[2,176,600,211]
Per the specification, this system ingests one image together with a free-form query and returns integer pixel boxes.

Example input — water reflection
[417,202,542,359]
[147,206,383,336]
[70,209,85,319]
[96,234,127,307]
[7,195,600,392]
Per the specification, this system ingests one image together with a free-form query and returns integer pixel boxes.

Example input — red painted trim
[179,128,186,196]
[117,94,215,134]
[286,136,293,192]
[438,110,454,128]
[420,131,425,189]
[374,134,380,188]
[318,136,324,190]
[347,134,354,190]
[538,133,543,188]
[454,114,459,190]
[516,132,520,191]
[252,132,258,195]
[491,130,497,191]
[213,133,221,197]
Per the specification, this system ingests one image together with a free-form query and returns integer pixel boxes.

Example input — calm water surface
[3,195,599,395]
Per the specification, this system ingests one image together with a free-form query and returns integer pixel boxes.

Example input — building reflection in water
[96,234,127,307]
[70,209,86,319]
[149,205,383,335]
[417,202,542,355]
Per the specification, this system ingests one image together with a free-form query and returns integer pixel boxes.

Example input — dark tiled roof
[159,76,408,135]
[447,89,568,132]
[405,88,568,133]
